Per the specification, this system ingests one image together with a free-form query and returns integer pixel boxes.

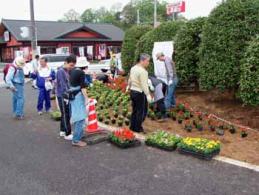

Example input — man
[31,57,55,115]
[156,52,178,109]
[128,54,153,133]
[56,55,76,140]
[69,58,88,147]
[5,56,26,120]
[31,55,39,89]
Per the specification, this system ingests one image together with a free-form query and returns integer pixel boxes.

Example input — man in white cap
[5,56,26,119]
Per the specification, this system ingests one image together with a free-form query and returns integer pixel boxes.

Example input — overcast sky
[0,0,222,21]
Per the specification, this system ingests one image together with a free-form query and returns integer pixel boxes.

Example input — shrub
[175,17,206,86]
[135,21,185,74]
[121,25,152,74]
[198,0,259,91]
[238,36,259,106]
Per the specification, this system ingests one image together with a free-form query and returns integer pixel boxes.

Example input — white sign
[79,47,85,57]
[56,47,69,55]
[152,41,174,84]
[4,31,10,41]
[20,27,30,38]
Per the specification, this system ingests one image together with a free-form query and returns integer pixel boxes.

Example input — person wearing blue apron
[69,64,88,147]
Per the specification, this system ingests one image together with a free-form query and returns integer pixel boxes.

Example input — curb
[99,122,259,173]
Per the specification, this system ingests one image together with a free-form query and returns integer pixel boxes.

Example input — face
[40,59,47,67]
[64,62,76,70]
[142,58,150,68]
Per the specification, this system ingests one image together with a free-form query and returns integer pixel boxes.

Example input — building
[0,19,124,62]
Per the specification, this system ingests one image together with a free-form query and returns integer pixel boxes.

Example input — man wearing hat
[156,52,178,109]
[5,56,26,119]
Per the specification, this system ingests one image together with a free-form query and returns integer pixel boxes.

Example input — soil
[142,90,259,165]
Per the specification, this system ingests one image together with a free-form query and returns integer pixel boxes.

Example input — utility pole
[30,0,37,58]
[154,0,157,27]
[137,9,140,25]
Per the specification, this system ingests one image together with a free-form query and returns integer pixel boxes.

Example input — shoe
[38,111,43,115]
[45,109,52,113]
[59,132,65,137]
[15,115,25,120]
[64,134,73,141]
[72,141,87,147]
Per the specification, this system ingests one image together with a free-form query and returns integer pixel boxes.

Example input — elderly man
[156,52,178,109]
[5,57,26,119]
[128,53,153,133]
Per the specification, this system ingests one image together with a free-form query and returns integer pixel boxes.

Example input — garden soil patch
[143,117,259,165]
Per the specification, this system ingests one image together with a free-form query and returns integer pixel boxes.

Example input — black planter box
[145,141,177,151]
[109,138,141,149]
[178,147,220,160]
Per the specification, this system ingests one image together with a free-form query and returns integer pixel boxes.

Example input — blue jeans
[37,88,51,112]
[164,77,179,109]
[72,119,85,143]
[12,83,25,117]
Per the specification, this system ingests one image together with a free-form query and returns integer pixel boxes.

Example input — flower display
[110,128,135,144]
[178,137,220,155]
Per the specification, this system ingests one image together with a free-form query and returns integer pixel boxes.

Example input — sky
[0,0,223,21]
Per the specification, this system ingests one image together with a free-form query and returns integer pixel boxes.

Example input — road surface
[0,85,258,195]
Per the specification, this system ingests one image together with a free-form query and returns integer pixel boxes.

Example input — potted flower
[98,115,104,122]
[125,119,130,126]
[145,130,181,151]
[177,103,185,112]
[117,119,124,127]
[196,111,203,121]
[177,137,221,160]
[150,112,156,120]
[104,119,110,125]
[216,124,224,136]
[240,128,248,138]
[196,122,204,131]
[109,128,141,148]
[229,125,236,134]
[208,119,216,131]
[184,111,191,120]
[177,111,184,124]
[184,120,193,132]
[170,111,177,121]
[111,118,117,125]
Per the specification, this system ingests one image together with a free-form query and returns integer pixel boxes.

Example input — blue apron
[70,86,87,124]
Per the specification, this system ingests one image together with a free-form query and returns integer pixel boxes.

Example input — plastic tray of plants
[50,111,61,121]
[177,137,221,160]
[145,130,182,151]
[108,128,141,149]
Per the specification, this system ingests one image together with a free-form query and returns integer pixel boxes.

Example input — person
[110,53,117,79]
[56,55,76,140]
[128,54,153,133]
[5,57,26,120]
[31,55,39,89]
[31,57,55,115]
[69,60,89,147]
[156,52,178,109]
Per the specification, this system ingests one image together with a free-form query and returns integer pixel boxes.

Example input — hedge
[135,21,185,73]
[198,0,259,91]
[121,25,152,74]
[174,17,206,86]
[239,36,259,106]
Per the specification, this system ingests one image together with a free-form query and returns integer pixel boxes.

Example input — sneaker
[64,134,73,141]
[72,141,87,147]
[38,111,43,115]
[59,132,66,137]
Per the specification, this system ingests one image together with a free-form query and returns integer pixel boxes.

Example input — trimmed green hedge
[135,21,185,73]
[121,25,152,74]
[175,17,206,86]
[239,36,259,106]
[198,0,259,91]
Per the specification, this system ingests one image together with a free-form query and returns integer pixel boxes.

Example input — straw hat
[75,57,90,68]
[15,56,26,67]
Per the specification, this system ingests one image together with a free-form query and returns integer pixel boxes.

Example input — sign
[166,1,185,15]
[4,31,10,42]
[152,41,174,85]
[20,27,30,38]
[79,47,85,57]
[56,47,69,55]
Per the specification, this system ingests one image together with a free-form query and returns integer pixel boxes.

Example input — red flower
[113,128,135,141]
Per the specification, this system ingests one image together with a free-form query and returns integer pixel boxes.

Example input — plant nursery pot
[241,132,248,138]
[229,127,236,134]
[197,126,203,131]
[178,147,220,161]
[109,138,141,149]
[216,128,224,136]
[184,126,192,132]
[172,116,177,121]
[145,141,177,151]
[210,126,215,131]
[178,120,183,124]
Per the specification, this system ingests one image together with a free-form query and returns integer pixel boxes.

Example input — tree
[175,17,206,87]
[81,9,96,23]
[61,9,81,22]
[198,0,259,91]
[121,25,152,74]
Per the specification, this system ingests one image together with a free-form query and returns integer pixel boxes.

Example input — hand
[169,80,173,85]
[10,87,17,92]
[125,86,130,93]
[147,94,154,104]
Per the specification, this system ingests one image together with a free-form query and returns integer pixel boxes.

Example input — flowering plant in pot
[216,123,225,136]
[109,128,140,148]
[240,128,248,138]
[184,120,193,132]
[170,111,177,121]
[196,111,203,121]
[229,125,236,134]
[195,122,204,131]
[207,119,216,131]
[177,111,184,124]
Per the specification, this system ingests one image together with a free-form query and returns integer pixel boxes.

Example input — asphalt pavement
[0,85,258,195]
